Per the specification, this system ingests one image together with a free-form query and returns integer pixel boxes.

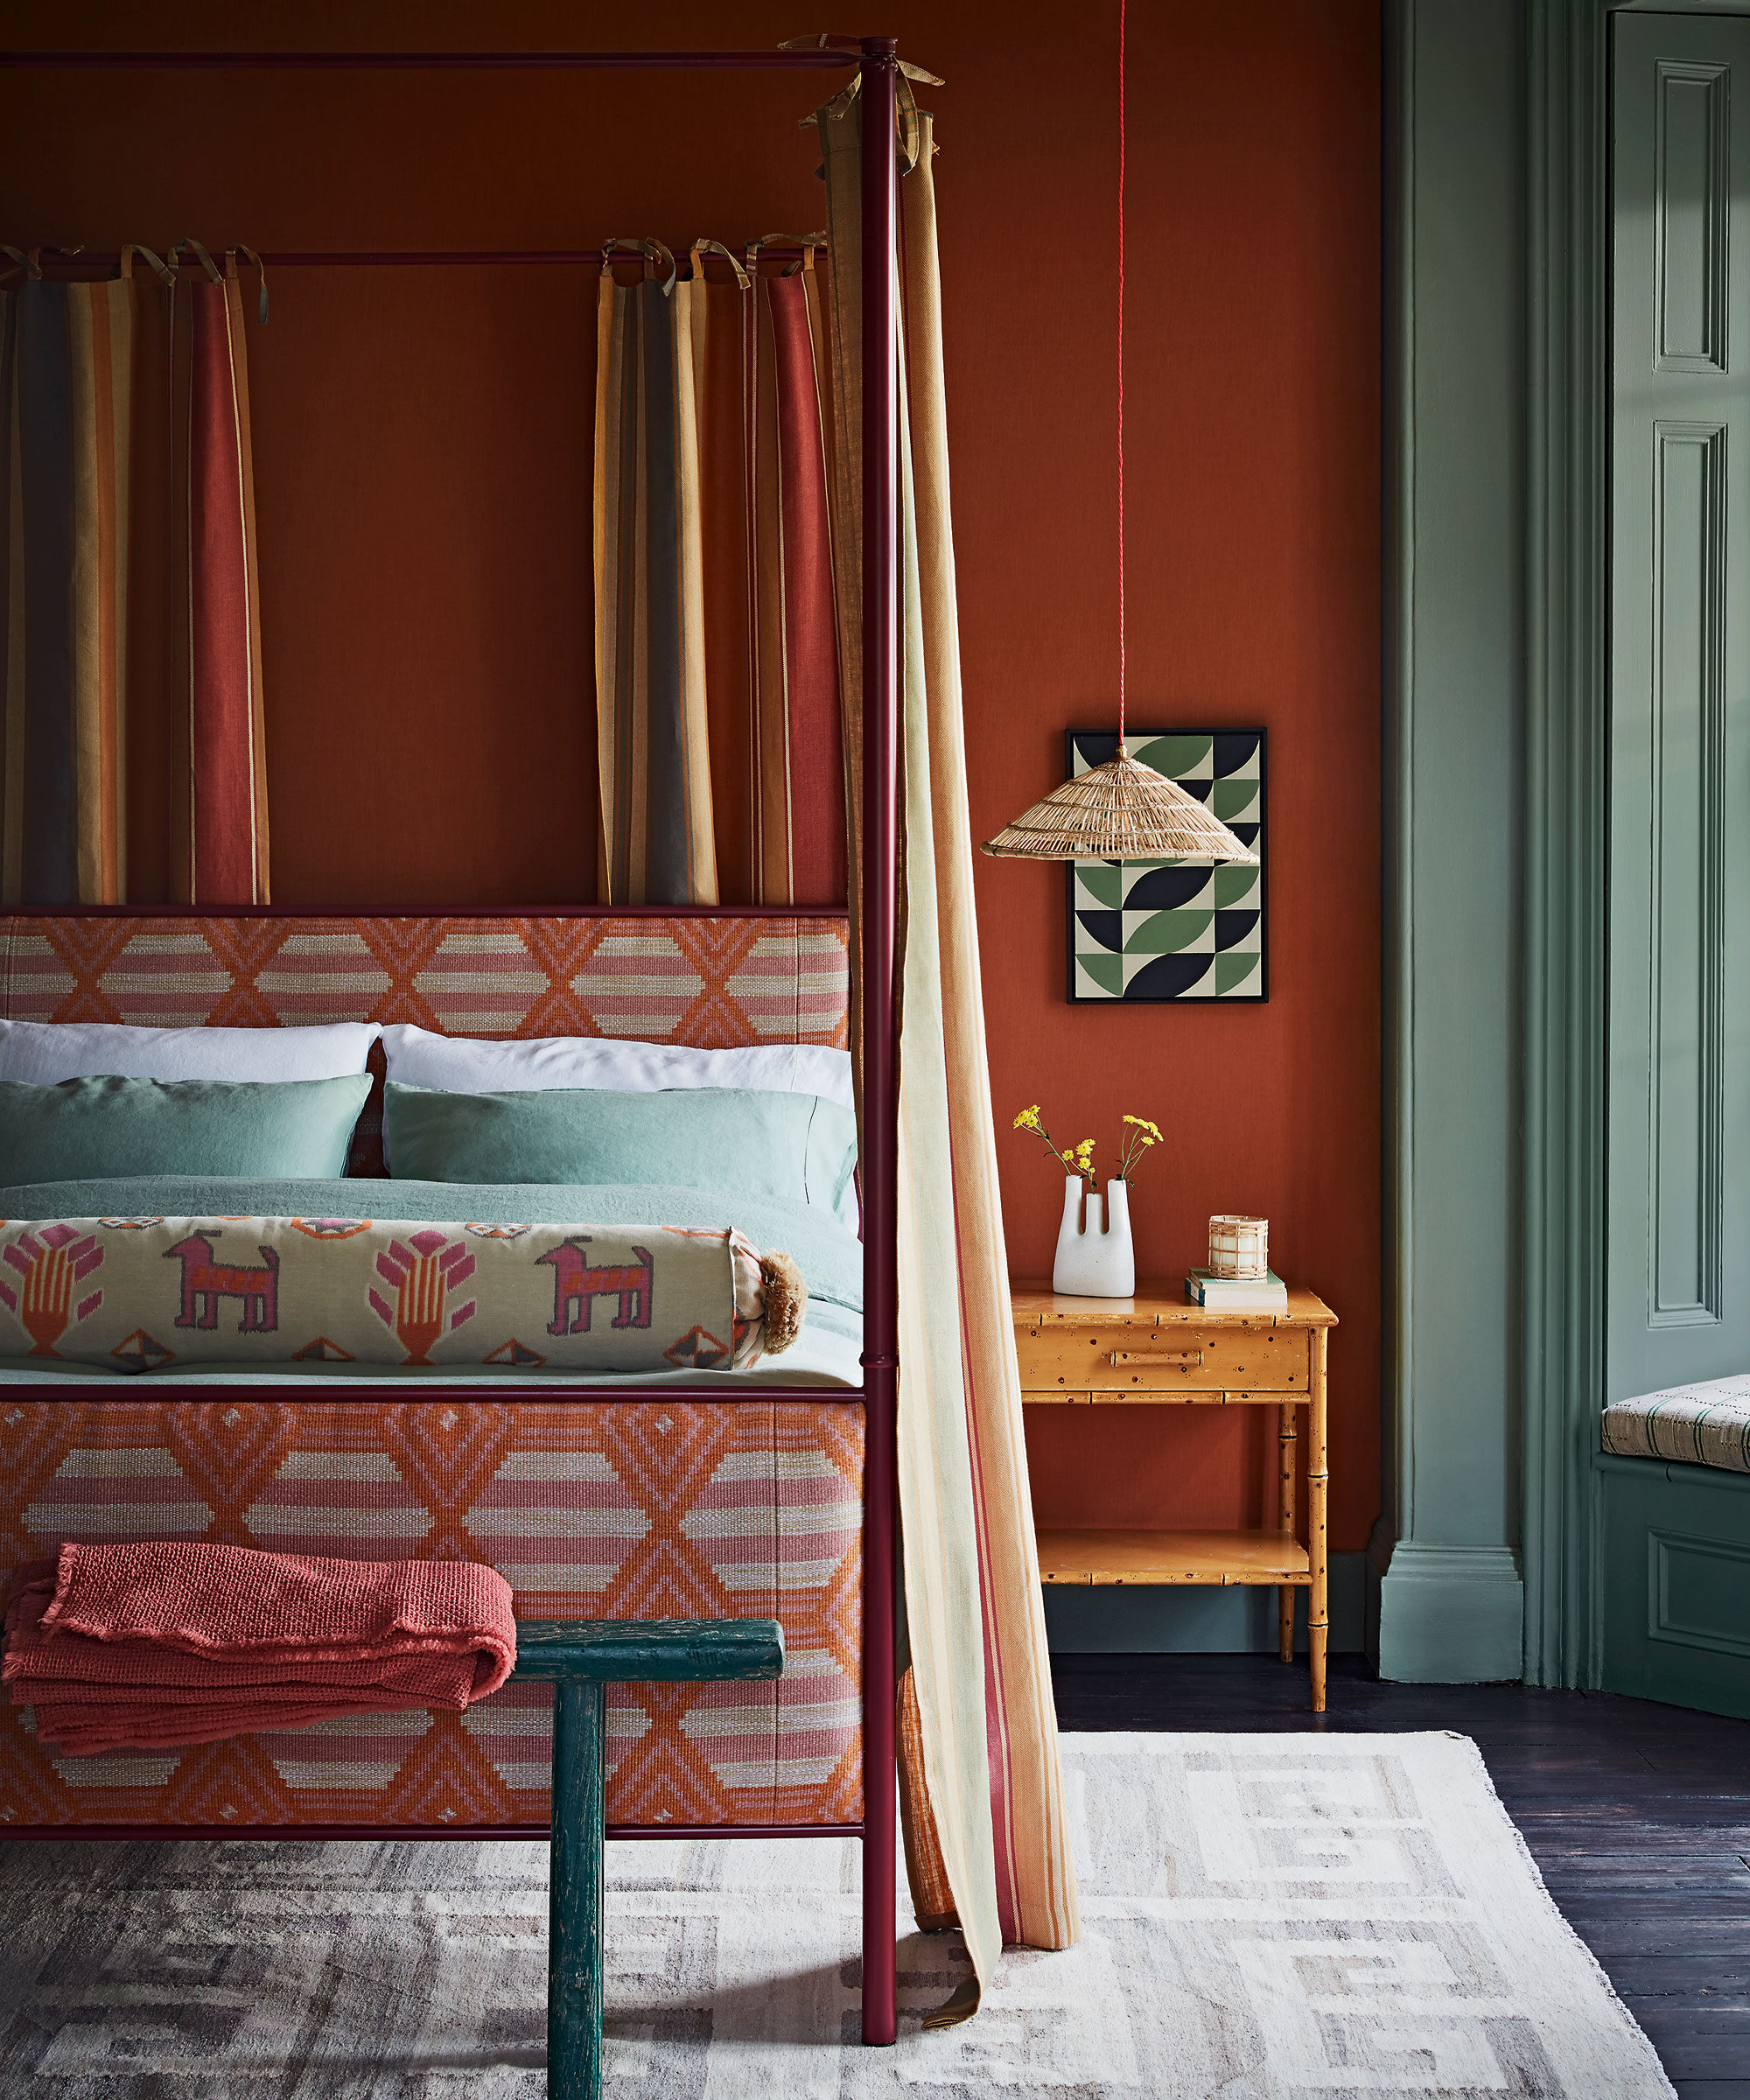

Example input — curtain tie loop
[600,238,676,298]
[689,238,750,290]
[170,238,223,284]
[746,231,829,276]
[228,243,268,322]
[120,244,175,286]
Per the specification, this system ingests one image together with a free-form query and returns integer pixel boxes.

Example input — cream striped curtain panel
[815,79,1081,2006]
[0,253,137,903]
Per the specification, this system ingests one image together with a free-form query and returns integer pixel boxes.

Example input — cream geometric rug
[0,1732,1673,2096]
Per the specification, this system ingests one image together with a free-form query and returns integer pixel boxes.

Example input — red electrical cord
[1116,0,1127,757]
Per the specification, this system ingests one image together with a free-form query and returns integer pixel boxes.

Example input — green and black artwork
[1066,729,1267,1004]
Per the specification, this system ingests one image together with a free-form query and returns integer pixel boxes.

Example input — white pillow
[0,1018,381,1084]
[381,1025,854,1110]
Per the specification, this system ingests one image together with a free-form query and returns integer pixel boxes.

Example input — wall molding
[1382,0,1416,1636]
[1523,0,1614,1690]
[1383,0,1526,1681]
[1376,1544,1527,1683]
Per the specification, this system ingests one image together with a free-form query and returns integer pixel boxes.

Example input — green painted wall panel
[1599,1452,1750,1718]
[1608,11,1750,1409]
[1380,0,1527,1679]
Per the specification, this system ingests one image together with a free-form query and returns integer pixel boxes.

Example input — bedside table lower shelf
[1036,1526,1311,1587]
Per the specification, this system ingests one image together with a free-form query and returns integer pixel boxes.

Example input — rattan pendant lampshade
[983,748,1258,864]
[980,1,1258,872]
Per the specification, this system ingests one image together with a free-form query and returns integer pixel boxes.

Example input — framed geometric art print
[1066,728,1268,1003]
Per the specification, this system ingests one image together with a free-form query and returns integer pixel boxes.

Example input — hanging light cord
[1116,0,1128,758]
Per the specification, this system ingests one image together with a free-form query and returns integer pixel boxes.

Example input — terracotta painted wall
[2,2,1382,1553]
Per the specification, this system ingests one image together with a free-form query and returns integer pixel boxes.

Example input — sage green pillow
[0,1073,373,1186]
[385,1082,860,1228]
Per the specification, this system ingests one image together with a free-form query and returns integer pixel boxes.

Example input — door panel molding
[1647,416,1726,1328]
[1655,60,1731,374]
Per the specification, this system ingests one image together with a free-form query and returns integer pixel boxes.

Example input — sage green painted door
[1611,13,1750,1406]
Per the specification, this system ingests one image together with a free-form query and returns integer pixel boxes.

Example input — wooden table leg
[549,1676,606,2100]
[1278,1401,1298,1663]
[1308,1328,1329,1713]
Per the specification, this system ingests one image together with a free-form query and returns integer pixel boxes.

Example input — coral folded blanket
[2,1541,516,1755]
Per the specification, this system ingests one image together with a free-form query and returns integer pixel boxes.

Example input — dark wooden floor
[1053,1653,1750,2099]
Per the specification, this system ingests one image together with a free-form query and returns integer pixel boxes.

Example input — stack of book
[1185,1268,1289,1312]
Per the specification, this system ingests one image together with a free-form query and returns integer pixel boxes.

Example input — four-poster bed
[0,36,908,2048]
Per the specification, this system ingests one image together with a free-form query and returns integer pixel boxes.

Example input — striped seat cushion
[1601,1375,1750,1474]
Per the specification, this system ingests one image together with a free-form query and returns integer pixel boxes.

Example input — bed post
[858,29,900,2054]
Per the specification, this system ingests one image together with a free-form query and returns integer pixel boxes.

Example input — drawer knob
[1110,1348,1203,1368]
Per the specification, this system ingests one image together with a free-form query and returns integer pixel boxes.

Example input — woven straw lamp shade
[981,750,1260,864]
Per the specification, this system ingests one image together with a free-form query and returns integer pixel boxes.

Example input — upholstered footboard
[0,1396,864,1831]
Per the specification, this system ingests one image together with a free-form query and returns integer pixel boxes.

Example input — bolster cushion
[0,1214,804,1375]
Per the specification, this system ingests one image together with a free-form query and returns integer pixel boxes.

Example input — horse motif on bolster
[164,1230,280,1332]
[536,1237,654,1335]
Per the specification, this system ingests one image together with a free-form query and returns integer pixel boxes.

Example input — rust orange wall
[2,2,1382,1552]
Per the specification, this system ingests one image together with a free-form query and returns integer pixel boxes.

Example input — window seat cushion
[1602,1374,1750,1474]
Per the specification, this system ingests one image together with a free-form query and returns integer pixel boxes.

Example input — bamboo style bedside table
[1012,1282,1338,1712]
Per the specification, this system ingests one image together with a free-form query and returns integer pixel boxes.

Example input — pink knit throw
[2,1541,516,1755]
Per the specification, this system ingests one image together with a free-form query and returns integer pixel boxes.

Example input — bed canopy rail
[0,48,861,71]
[17,248,825,270]
[0,32,906,2048]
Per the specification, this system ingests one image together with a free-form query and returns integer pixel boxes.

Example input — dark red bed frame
[1,34,906,2047]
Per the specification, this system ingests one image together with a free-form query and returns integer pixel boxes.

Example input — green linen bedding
[0,1074,373,1185]
[0,1178,863,1388]
[384,1083,861,1230]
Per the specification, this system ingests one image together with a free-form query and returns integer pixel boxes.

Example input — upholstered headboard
[0,911,850,1175]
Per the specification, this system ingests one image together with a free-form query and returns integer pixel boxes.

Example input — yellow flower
[1012,1104,1041,1130]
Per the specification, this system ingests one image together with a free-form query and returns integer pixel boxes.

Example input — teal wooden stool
[510,1617,785,2100]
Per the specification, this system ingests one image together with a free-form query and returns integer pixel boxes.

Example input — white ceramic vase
[1052,1175,1136,1298]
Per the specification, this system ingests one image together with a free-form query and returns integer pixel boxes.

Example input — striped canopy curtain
[170,241,270,906]
[593,239,718,906]
[742,234,845,906]
[592,237,847,908]
[814,73,1081,2008]
[0,246,149,904]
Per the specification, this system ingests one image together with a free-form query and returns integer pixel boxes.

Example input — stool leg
[549,1676,606,2100]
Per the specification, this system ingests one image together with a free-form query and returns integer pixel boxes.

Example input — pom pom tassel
[759,1250,808,1354]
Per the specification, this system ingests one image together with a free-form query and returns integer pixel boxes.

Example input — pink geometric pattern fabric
[0,1396,864,1830]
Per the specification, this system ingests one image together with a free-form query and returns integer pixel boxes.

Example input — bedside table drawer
[1014,1323,1310,1394]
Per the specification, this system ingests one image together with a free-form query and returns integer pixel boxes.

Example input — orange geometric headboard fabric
[0,914,850,1042]
[0,913,851,1175]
